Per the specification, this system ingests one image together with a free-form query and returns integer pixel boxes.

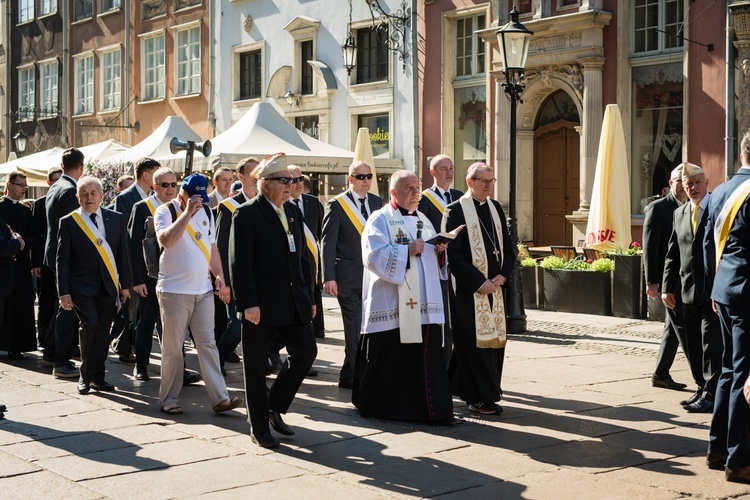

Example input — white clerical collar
[471,196,488,206]
[6,197,21,203]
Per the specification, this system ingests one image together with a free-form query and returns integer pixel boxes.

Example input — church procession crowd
[3,132,750,486]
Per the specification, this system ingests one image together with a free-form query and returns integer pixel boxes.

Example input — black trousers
[653,300,690,381]
[336,287,362,383]
[683,302,722,400]
[240,319,316,436]
[312,285,325,336]
[74,293,116,383]
[36,265,58,347]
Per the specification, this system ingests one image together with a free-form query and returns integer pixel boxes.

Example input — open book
[425,224,465,245]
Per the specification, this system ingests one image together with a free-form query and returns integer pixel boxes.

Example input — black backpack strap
[168,202,177,222]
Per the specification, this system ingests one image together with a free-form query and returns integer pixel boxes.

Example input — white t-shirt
[154,199,215,295]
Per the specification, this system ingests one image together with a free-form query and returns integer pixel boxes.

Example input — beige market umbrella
[585,104,632,252]
[353,127,379,197]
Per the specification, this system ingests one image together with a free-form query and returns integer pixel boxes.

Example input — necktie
[691,205,699,235]
[444,190,452,204]
[293,198,300,208]
[90,213,98,229]
[359,198,368,220]
[276,207,289,233]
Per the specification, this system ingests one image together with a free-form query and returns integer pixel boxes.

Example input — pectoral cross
[405,298,418,310]
[492,248,500,261]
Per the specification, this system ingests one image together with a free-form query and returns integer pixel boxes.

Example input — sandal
[161,404,183,415]
[213,396,243,414]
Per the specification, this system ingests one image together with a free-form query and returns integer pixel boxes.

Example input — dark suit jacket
[663,198,710,306]
[0,215,21,298]
[127,197,163,287]
[300,193,324,240]
[0,198,39,270]
[704,167,750,305]
[643,192,681,287]
[321,191,382,290]
[229,195,314,326]
[418,186,463,234]
[113,183,145,221]
[216,192,248,289]
[56,208,131,298]
[32,196,47,268]
[44,175,79,269]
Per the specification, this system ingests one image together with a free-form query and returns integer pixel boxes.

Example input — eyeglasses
[159,182,178,188]
[471,177,496,186]
[9,182,28,189]
[351,173,373,181]
[264,176,294,185]
[290,176,305,184]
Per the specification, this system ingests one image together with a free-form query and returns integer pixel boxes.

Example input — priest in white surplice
[352,170,453,422]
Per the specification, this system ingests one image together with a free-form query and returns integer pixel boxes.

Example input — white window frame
[99,47,121,112]
[632,0,684,56]
[74,53,94,115]
[39,59,58,119]
[454,13,486,80]
[140,30,166,102]
[18,66,35,122]
[18,0,33,23]
[172,22,201,97]
[41,0,56,16]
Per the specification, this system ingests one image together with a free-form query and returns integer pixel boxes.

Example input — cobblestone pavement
[0,301,744,499]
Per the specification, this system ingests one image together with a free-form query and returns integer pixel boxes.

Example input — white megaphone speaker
[169,137,212,157]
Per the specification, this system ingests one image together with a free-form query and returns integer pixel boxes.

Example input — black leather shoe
[183,371,202,386]
[652,377,687,390]
[269,410,295,436]
[726,465,750,484]
[8,351,25,360]
[306,368,319,377]
[684,398,713,413]
[226,351,241,363]
[77,381,90,394]
[707,451,728,470]
[314,330,325,339]
[338,378,354,389]
[680,389,702,406]
[252,432,280,449]
[90,380,115,391]
[134,368,150,381]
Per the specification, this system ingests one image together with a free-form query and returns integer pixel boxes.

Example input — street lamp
[342,0,357,75]
[13,129,27,157]
[496,6,533,334]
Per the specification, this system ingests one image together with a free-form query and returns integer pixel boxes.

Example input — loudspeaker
[169,137,212,157]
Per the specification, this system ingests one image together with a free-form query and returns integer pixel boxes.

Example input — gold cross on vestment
[405,298,418,309]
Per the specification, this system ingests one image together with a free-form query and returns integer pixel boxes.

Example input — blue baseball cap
[181,173,210,204]
[230,181,243,192]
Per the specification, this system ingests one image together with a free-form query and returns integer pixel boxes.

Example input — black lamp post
[496,7,533,334]
[13,129,27,157]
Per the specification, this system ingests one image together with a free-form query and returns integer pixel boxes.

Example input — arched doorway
[533,90,580,246]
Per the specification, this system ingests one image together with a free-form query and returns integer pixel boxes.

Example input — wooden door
[533,121,580,246]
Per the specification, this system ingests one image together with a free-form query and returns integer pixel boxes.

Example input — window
[633,0,683,54]
[295,115,319,139]
[40,61,58,118]
[356,26,388,84]
[238,50,261,100]
[101,50,121,111]
[358,113,389,156]
[19,68,35,121]
[18,0,33,23]
[41,0,56,16]
[74,54,94,114]
[74,0,93,20]
[142,33,165,101]
[100,0,120,12]
[453,87,486,192]
[455,14,485,78]
[300,40,313,95]
[175,26,200,96]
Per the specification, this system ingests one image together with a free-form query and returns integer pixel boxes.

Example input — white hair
[76,175,103,194]
[389,169,417,190]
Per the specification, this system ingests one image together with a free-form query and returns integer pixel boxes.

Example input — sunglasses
[352,173,373,181]
[159,182,178,188]
[264,176,294,185]
[290,176,305,184]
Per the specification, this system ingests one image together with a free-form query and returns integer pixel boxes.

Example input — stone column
[731,3,750,139]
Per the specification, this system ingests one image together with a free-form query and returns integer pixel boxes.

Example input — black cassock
[0,198,39,352]
[444,198,515,405]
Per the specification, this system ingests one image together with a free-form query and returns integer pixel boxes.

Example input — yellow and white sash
[70,210,120,293]
[145,196,159,216]
[460,193,506,349]
[335,193,367,235]
[220,197,242,214]
[421,188,447,215]
[383,204,432,344]
[302,222,318,275]
[172,202,211,265]
[714,178,750,269]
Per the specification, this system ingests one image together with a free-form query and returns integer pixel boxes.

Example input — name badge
[287,232,296,253]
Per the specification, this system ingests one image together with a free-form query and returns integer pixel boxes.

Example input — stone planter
[522,266,544,309]
[612,254,646,319]
[542,268,612,316]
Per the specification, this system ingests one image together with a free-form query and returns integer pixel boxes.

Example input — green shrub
[563,258,591,271]
[591,258,615,273]
[540,256,565,270]
[521,257,537,268]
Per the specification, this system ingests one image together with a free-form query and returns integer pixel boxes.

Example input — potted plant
[541,255,614,316]
[607,242,646,319]
[520,257,543,309]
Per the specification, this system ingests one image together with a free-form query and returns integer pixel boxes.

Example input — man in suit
[703,132,750,481]
[207,167,234,209]
[321,161,383,389]
[662,163,720,414]
[111,158,160,363]
[418,154,463,365]
[0,172,39,359]
[215,159,260,374]
[229,153,317,448]
[32,167,62,348]
[45,148,85,378]
[643,165,689,390]
[57,176,131,394]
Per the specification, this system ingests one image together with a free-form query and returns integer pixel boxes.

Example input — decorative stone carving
[524,64,583,101]
[731,2,750,40]
[529,33,582,54]
[243,15,253,33]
